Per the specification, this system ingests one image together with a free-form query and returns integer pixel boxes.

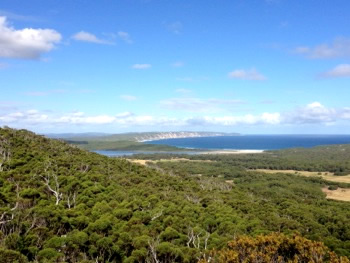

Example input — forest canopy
[0,127,350,262]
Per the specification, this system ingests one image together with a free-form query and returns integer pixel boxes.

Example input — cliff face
[135,132,232,142]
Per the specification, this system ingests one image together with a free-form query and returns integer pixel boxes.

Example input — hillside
[1,127,350,262]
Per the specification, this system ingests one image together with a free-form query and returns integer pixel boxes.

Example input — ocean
[147,134,350,150]
[96,135,350,157]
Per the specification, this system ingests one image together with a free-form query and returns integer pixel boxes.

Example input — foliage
[0,127,350,262]
[132,143,350,175]
[68,139,188,151]
[201,233,350,263]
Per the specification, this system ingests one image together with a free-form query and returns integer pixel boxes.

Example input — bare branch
[147,237,160,263]
[151,210,163,221]
[40,164,63,205]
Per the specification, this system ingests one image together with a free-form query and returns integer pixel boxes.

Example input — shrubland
[0,127,349,262]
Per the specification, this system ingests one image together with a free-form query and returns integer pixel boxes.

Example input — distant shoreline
[137,133,238,143]
[199,149,265,154]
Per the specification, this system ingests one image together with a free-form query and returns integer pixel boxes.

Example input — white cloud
[185,113,280,126]
[285,102,338,124]
[294,38,350,59]
[132,64,151,69]
[0,109,49,124]
[228,68,267,80]
[0,16,61,59]
[120,95,137,101]
[172,61,184,67]
[322,64,350,78]
[160,97,244,112]
[261,112,281,124]
[1,102,350,129]
[118,31,133,43]
[72,31,113,44]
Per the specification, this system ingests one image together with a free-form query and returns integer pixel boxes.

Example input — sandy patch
[127,159,154,165]
[322,187,350,202]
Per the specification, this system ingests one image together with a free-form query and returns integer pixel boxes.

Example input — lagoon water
[147,135,350,150]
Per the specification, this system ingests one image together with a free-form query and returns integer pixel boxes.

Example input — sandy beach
[199,149,265,154]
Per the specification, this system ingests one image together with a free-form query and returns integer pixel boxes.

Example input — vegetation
[202,233,350,263]
[131,143,350,175]
[1,127,350,262]
[61,132,234,152]
[67,139,189,152]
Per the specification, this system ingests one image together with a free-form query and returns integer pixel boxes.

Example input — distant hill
[51,131,240,151]
[56,131,239,142]
[45,132,110,139]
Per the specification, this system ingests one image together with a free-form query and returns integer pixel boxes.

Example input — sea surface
[147,135,350,150]
[94,150,198,157]
[96,135,350,157]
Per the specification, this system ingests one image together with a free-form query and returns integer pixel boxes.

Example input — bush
[328,185,339,190]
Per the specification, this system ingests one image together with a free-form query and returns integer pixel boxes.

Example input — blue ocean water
[147,135,350,150]
[94,150,198,157]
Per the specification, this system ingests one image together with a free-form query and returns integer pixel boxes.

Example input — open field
[322,187,350,202]
[252,169,350,184]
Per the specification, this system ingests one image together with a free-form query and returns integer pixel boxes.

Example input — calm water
[147,135,350,150]
[95,135,350,157]
[94,150,198,157]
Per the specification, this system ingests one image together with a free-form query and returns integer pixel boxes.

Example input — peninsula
[50,131,239,151]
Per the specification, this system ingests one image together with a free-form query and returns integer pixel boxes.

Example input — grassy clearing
[127,159,152,165]
[322,187,350,202]
[252,169,350,184]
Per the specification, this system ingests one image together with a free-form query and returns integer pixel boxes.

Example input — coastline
[199,149,265,154]
[137,133,235,143]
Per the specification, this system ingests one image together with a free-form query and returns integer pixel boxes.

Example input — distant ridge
[133,131,239,142]
[45,131,239,142]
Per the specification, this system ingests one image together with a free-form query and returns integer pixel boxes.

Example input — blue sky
[0,0,350,134]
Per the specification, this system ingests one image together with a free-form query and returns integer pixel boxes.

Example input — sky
[0,0,350,134]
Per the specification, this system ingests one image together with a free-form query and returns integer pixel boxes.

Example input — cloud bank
[295,38,350,59]
[228,68,266,80]
[1,103,349,130]
[322,64,350,78]
[160,98,244,112]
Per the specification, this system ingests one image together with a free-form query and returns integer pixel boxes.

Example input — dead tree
[187,227,210,250]
[0,136,11,172]
[66,191,77,209]
[40,162,63,205]
[0,183,19,232]
[147,237,160,263]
